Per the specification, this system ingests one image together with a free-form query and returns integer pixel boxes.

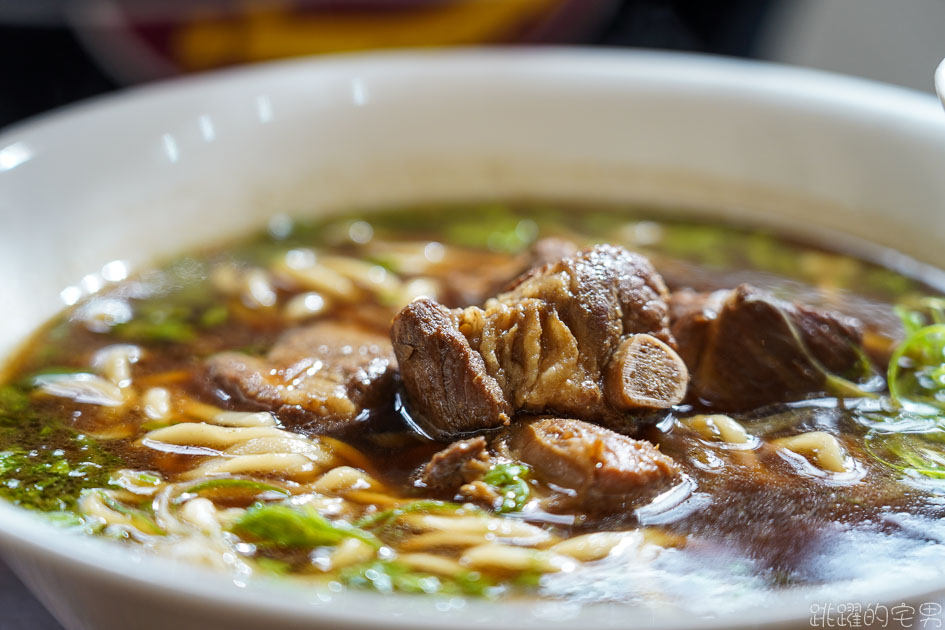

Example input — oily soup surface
[3,202,945,612]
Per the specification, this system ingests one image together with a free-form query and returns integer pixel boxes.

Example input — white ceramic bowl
[2,49,945,630]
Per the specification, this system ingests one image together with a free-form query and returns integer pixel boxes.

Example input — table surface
[0,557,63,630]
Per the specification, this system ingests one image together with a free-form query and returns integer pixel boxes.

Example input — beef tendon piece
[474,297,598,414]
[416,436,492,494]
[391,245,689,437]
[670,284,864,410]
[206,321,396,433]
[513,417,680,512]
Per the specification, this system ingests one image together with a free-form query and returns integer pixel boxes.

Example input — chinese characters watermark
[810,602,944,628]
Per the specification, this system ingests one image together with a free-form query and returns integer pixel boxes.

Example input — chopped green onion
[864,429,945,479]
[0,421,118,513]
[199,305,229,328]
[43,510,87,528]
[355,499,468,531]
[97,491,165,535]
[482,463,531,513]
[232,503,379,550]
[184,478,289,498]
[254,557,293,575]
[888,324,945,410]
[339,560,496,597]
[0,385,29,416]
[136,473,162,486]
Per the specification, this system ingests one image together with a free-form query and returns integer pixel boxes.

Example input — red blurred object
[69,0,620,82]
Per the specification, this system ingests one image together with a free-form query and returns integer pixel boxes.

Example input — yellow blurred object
[174,0,563,71]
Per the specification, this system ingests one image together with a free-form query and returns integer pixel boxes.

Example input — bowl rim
[2,47,945,630]
[2,45,942,143]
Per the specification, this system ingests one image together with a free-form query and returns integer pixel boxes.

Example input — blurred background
[1,1,944,628]
[1,0,944,130]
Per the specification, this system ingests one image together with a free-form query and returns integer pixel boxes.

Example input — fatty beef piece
[206,321,396,433]
[391,244,690,438]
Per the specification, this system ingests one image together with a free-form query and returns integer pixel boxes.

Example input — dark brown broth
[2,202,945,609]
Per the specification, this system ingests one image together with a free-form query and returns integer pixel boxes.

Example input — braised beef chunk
[670,284,864,410]
[206,321,396,432]
[512,417,680,512]
[391,245,688,437]
[391,299,512,437]
[487,244,681,410]
[502,243,674,355]
[417,436,492,494]
[416,417,681,513]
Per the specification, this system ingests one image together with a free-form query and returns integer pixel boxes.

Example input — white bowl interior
[2,49,945,630]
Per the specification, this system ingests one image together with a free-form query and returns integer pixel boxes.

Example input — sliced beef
[416,436,492,494]
[206,321,396,433]
[670,284,864,410]
[512,417,680,513]
[391,245,689,438]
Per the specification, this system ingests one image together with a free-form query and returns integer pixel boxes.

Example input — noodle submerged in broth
[3,202,945,612]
